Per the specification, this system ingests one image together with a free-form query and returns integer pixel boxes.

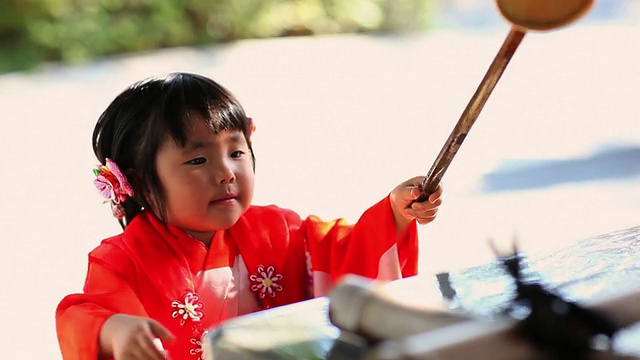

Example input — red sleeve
[56,247,148,360]
[302,195,418,285]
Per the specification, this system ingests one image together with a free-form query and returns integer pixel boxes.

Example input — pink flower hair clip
[93,158,134,219]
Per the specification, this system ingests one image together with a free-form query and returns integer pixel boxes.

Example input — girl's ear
[127,168,163,218]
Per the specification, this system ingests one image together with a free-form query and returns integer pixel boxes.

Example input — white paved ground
[0,22,638,359]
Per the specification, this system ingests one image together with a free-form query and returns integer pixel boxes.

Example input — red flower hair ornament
[93,158,134,219]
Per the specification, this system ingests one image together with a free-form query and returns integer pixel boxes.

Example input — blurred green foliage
[0,0,438,73]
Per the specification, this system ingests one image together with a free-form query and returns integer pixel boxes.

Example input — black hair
[92,72,255,228]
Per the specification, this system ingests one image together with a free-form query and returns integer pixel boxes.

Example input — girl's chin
[193,219,242,233]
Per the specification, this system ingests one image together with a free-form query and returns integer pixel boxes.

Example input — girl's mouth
[211,194,237,204]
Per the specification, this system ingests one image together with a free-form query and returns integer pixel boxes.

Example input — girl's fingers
[411,198,442,212]
[391,177,443,225]
[138,325,168,360]
[401,176,427,199]
[414,209,438,225]
[417,216,436,225]
[404,185,421,202]
[121,345,154,360]
[147,319,175,359]
[152,339,165,353]
[405,182,443,206]
[405,207,438,221]
[148,320,175,342]
[139,339,166,360]
[428,185,443,203]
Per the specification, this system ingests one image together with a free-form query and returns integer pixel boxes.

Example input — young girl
[56,72,443,360]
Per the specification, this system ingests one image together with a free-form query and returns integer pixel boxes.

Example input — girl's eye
[231,150,245,159]
[188,157,206,165]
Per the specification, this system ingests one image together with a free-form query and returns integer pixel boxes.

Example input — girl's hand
[99,314,174,360]
[390,176,443,230]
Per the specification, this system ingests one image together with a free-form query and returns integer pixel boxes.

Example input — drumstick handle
[416,27,526,202]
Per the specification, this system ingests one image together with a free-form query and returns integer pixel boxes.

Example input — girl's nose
[215,161,236,184]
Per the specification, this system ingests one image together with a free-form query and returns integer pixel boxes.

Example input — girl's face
[154,114,254,243]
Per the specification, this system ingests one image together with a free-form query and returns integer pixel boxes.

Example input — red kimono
[56,196,418,359]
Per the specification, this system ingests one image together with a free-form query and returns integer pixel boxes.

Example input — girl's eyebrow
[184,140,211,150]
[227,132,245,143]
[184,132,245,151]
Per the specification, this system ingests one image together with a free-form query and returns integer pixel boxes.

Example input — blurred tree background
[0,0,440,74]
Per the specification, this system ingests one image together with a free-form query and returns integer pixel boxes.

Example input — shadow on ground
[481,144,640,192]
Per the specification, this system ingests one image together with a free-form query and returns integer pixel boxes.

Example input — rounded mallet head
[496,0,595,31]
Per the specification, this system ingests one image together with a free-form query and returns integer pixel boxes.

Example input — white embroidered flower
[171,292,204,326]
[189,331,208,360]
[250,265,283,299]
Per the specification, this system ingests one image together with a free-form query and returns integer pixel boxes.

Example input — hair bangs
[158,73,248,147]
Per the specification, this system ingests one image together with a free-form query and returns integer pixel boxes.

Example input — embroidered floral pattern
[305,251,313,277]
[171,292,204,326]
[189,331,208,360]
[305,250,314,298]
[250,265,283,299]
